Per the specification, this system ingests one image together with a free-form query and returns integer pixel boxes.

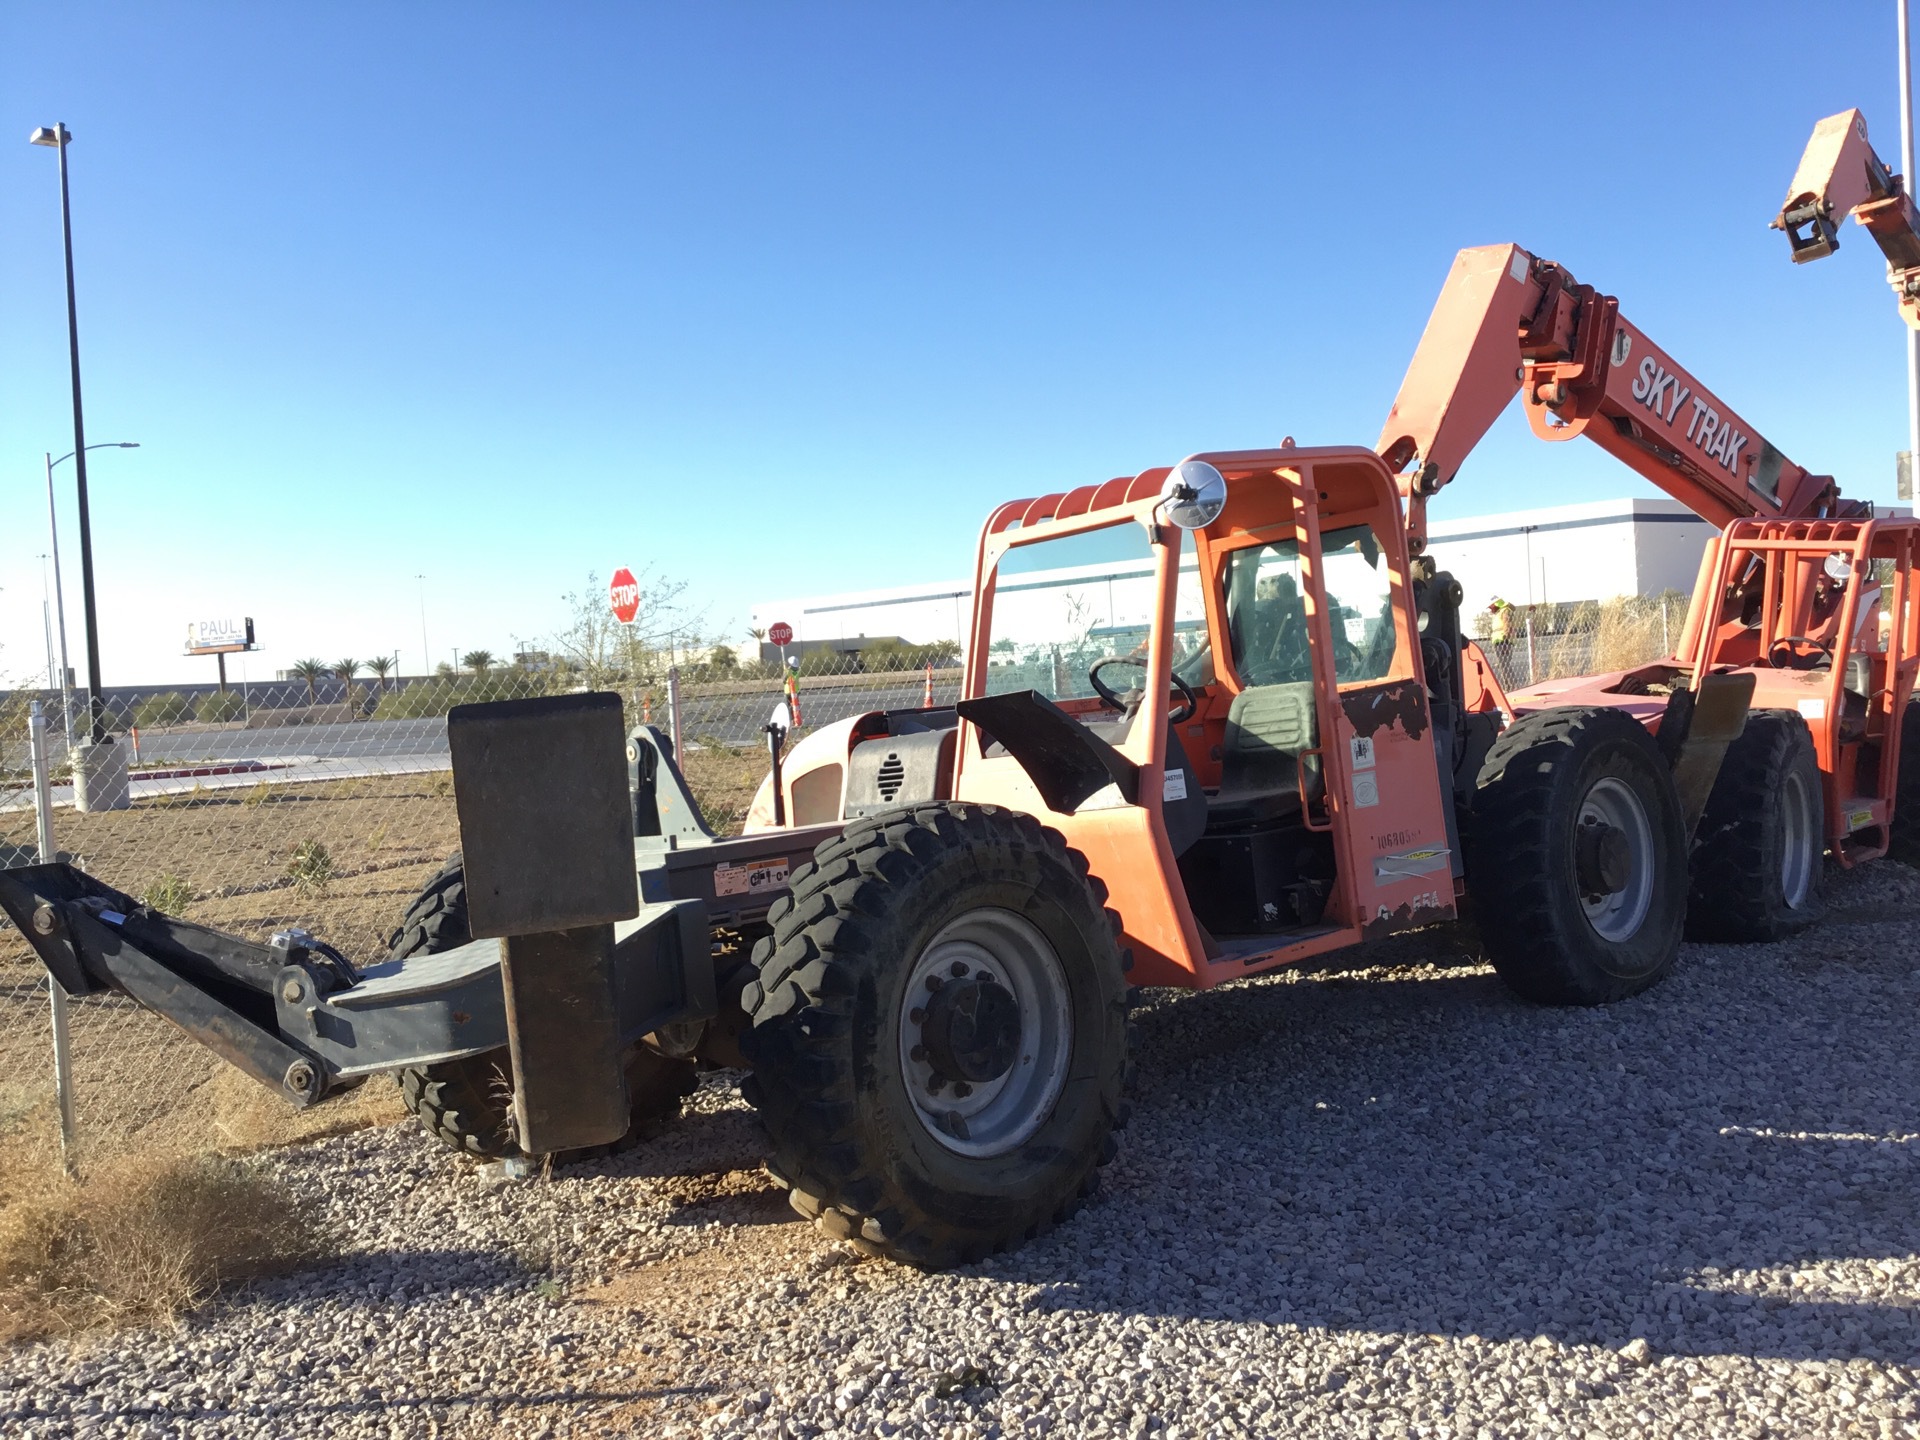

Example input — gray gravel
[6,859,1920,1438]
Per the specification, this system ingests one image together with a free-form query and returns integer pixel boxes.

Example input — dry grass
[680,745,768,834]
[0,1116,322,1344]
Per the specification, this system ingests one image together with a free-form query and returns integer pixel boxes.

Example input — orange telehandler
[7,177,1917,1272]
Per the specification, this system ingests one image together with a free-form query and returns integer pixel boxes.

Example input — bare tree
[544,567,707,695]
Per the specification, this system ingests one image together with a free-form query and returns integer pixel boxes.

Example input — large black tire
[1888,703,1920,866]
[740,803,1129,1268]
[391,853,697,1159]
[1687,710,1824,941]
[1467,707,1689,1005]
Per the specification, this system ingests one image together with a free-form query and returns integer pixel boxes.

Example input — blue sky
[0,2,1910,685]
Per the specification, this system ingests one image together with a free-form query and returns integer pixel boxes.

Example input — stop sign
[768,621,793,647]
[610,568,641,626]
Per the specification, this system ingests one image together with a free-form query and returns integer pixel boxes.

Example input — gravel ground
[6,859,1920,1439]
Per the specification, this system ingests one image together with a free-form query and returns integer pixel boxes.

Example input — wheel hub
[920,972,1021,1084]
[896,909,1073,1159]
[1575,817,1632,897]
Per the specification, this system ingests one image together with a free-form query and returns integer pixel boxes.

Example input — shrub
[132,693,193,729]
[0,1146,320,1342]
[197,691,246,724]
[374,673,544,720]
[858,638,961,672]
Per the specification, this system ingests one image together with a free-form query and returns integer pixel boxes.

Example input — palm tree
[333,658,362,715]
[365,656,395,693]
[291,658,327,705]
[462,649,495,675]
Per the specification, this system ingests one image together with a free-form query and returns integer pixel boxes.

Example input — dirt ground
[0,744,773,1169]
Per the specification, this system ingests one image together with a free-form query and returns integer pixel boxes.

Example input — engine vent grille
[876,752,906,801]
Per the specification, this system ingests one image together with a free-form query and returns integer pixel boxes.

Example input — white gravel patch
[6,860,1920,1438]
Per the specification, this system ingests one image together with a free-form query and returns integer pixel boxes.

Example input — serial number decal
[1629,354,1750,478]
[713,858,791,898]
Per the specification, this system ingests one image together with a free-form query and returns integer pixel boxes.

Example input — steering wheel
[1088,656,1197,725]
[1767,635,1833,671]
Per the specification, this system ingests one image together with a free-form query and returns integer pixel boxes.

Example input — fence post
[667,665,683,759]
[1524,611,1537,685]
[29,701,78,1173]
[1661,598,1671,655]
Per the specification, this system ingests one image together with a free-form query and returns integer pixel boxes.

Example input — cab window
[1223,524,1396,687]
[982,522,1208,702]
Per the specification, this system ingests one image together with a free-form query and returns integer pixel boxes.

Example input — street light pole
[44,442,137,748]
[44,452,74,741]
[1901,1,1920,501]
[416,574,430,679]
[39,557,56,692]
[31,123,106,745]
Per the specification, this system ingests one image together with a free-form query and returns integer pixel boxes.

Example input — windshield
[983,521,1209,702]
[1223,524,1396,686]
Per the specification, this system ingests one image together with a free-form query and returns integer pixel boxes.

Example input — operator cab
[960,448,1453,969]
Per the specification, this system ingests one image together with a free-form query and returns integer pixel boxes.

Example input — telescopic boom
[1378,243,1857,549]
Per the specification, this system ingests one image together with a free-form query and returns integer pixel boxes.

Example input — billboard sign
[185,617,257,655]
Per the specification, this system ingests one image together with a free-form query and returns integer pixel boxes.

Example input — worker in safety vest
[1487,597,1515,676]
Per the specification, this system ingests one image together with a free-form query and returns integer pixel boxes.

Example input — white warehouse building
[751,497,1717,659]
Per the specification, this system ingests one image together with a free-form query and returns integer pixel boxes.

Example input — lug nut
[925,975,944,991]
[949,961,970,977]
[910,1044,927,1063]
[909,1007,926,1025]
[952,1081,973,1098]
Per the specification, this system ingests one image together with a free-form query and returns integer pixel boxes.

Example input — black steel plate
[448,692,638,939]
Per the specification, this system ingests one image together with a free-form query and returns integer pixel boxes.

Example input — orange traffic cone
[923,662,934,708]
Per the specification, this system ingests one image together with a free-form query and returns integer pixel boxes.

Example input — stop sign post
[610,569,641,626]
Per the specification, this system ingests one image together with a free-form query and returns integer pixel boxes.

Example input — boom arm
[1378,243,1852,549]
[1773,108,1920,328]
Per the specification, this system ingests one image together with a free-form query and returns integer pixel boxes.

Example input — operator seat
[1206,682,1322,828]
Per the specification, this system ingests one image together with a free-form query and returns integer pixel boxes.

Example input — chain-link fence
[1,593,1689,1162]
[1474,591,1690,696]
[0,654,962,1161]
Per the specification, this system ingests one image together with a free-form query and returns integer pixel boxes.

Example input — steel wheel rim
[1780,768,1816,909]
[897,908,1072,1159]
[1577,776,1655,943]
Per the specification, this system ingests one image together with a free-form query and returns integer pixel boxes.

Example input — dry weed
[0,1125,322,1343]
[285,838,335,897]
[139,872,194,917]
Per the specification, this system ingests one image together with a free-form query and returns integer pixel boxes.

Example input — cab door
[1285,469,1458,938]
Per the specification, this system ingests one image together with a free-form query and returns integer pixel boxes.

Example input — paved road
[36,679,961,767]
[1,680,967,794]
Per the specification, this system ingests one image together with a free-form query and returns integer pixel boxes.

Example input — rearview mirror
[1158,460,1227,530]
